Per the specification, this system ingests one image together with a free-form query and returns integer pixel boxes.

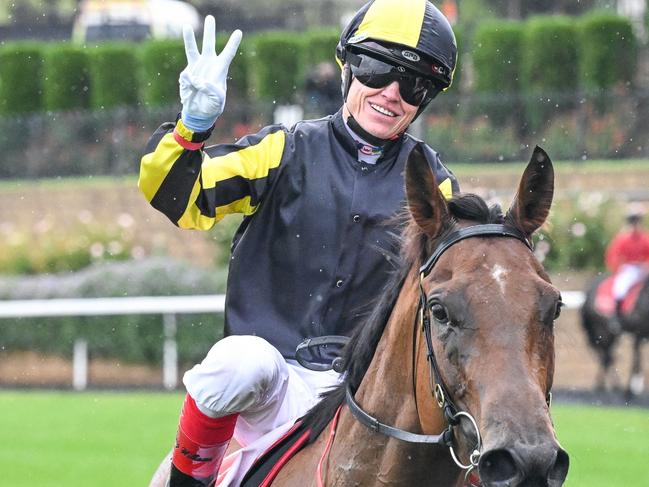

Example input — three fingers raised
[183,15,242,65]
[220,30,243,66]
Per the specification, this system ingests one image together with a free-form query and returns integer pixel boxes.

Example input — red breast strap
[258,430,311,487]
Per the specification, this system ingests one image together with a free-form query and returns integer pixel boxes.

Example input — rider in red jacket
[605,211,649,316]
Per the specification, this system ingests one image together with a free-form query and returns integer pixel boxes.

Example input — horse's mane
[301,193,505,442]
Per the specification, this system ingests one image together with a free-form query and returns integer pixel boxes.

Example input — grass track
[552,404,649,486]
[0,391,647,486]
[0,391,180,487]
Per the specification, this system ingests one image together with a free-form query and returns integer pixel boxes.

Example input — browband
[419,224,533,277]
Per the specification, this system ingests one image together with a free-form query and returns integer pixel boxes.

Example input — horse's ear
[405,145,450,238]
[506,146,554,236]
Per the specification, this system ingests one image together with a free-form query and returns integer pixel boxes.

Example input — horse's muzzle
[477,444,569,487]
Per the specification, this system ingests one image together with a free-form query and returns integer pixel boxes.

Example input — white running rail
[0,292,584,390]
[0,295,224,391]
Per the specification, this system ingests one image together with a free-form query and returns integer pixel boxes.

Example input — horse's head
[405,146,569,486]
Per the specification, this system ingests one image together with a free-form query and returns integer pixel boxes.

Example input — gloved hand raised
[179,15,242,132]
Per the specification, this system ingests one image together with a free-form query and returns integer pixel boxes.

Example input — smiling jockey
[138,1,459,485]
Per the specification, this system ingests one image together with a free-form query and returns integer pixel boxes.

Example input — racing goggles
[347,52,441,106]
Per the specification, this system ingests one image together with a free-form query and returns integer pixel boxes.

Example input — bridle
[345,223,544,482]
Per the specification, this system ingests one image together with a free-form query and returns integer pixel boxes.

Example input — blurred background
[0,0,647,392]
[1,1,649,486]
[0,0,647,390]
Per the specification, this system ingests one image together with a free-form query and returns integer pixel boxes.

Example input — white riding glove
[179,15,242,132]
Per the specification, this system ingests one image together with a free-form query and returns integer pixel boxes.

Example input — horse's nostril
[479,449,519,483]
[549,449,570,484]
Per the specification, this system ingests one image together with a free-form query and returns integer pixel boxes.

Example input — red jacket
[605,229,649,273]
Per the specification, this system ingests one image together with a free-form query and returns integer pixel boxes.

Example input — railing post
[73,339,88,391]
[163,313,178,390]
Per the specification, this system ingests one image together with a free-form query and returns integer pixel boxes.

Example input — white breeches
[183,335,341,486]
[612,264,646,300]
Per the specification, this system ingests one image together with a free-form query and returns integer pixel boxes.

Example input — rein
[344,223,537,480]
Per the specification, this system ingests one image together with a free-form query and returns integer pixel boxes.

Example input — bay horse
[581,273,649,397]
[151,146,569,486]
[272,145,569,486]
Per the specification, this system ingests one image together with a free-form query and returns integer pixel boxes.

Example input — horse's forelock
[403,193,504,265]
[448,193,504,224]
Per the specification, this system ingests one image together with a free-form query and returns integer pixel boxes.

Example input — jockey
[138,1,458,485]
[605,209,649,317]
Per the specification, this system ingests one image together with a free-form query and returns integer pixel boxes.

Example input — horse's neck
[330,270,453,484]
[355,271,419,409]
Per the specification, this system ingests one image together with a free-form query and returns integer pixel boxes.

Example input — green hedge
[521,16,579,131]
[522,16,580,94]
[0,42,44,114]
[0,258,227,366]
[43,44,91,111]
[139,39,185,108]
[578,12,637,92]
[217,34,249,100]
[304,28,339,66]
[472,21,524,125]
[249,31,305,103]
[0,19,644,117]
[473,21,524,95]
[88,43,139,109]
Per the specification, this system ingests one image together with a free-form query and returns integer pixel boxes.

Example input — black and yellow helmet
[337,0,457,92]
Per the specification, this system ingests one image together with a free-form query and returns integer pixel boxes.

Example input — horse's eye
[430,303,449,324]
[554,301,563,320]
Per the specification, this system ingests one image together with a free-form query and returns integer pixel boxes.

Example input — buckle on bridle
[434,383,445,408]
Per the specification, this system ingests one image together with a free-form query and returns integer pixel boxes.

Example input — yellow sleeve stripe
[201,130,286,189]
[138,132,186,203]
[175,129,285,229]
[355,0,426,49]
[439,177,452,200]
[177,194,254,230]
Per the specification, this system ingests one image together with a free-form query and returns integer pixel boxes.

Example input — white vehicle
[73,0,201,43]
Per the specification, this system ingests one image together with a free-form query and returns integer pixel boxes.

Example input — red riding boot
[169,394,238,487]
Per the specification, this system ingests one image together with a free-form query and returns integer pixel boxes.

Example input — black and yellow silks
[139,110,458,359]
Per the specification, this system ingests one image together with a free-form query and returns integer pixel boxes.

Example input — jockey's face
[343,76,418,140]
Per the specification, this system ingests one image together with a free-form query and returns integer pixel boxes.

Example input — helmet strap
[342,64,399,147]
[414,100,431,122]
[341,64,352,103]
[341,61,433,142]
[345,113,395,147]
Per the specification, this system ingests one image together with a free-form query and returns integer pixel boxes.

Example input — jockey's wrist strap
[173,128,205,151]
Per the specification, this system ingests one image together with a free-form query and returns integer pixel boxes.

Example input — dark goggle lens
[348,54,440,106]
